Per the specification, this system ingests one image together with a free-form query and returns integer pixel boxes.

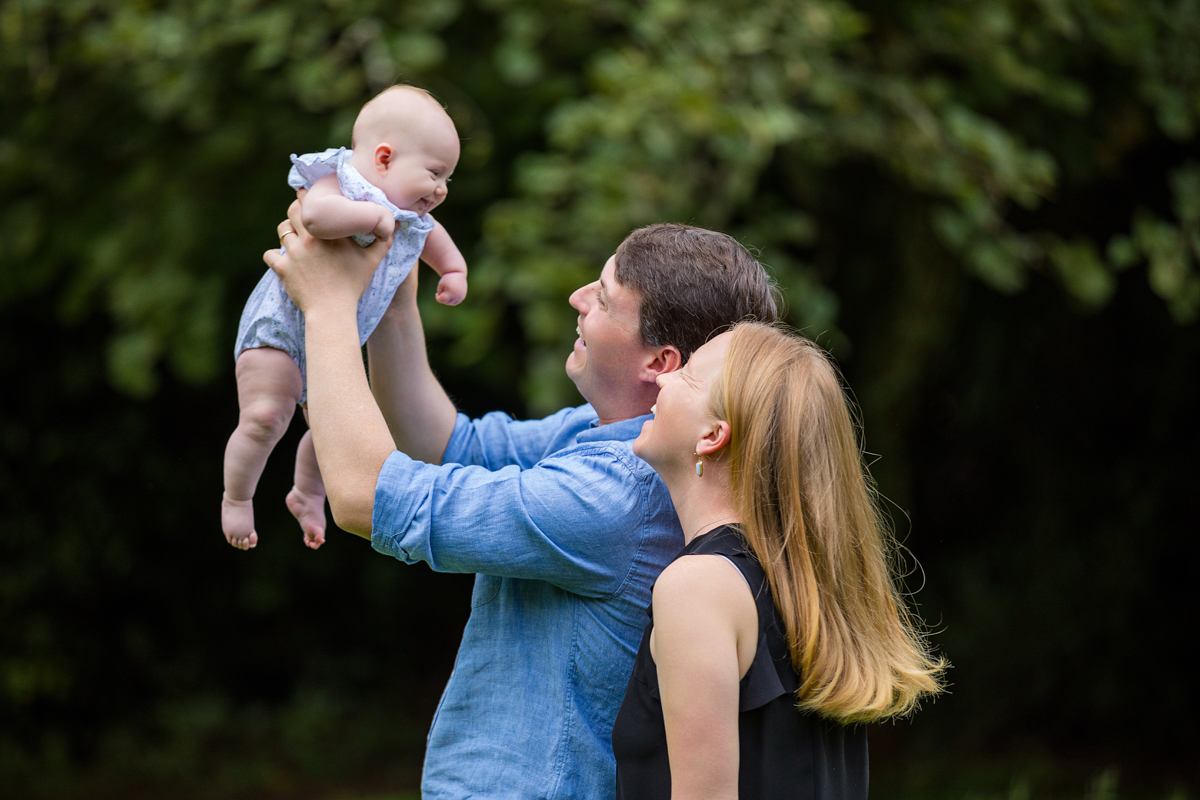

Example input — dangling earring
[694,453,703,478]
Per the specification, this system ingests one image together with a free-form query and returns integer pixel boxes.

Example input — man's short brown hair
[613,223,780,363]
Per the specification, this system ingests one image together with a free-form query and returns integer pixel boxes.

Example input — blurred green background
[2,0,1198,798]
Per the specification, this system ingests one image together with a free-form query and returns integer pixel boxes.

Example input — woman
[612,322,947,800]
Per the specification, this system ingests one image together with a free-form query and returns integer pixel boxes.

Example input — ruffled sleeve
[686,527,801,711]
[287,147,349,190]
[739,629,799,710]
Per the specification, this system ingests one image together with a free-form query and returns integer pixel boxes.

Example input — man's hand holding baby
[265,192,392,317]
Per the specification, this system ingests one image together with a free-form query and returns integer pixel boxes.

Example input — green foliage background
[2,0,1198,797]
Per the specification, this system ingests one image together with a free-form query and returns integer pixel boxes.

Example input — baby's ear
[374,143,394,171]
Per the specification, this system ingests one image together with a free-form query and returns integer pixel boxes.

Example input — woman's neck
[665,468,739,544]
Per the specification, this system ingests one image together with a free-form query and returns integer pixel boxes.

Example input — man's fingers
[264,246,283,274]
[365,232,392,260]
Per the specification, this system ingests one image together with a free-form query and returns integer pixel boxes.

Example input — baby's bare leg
[286,424,327,549]
[222,347,303,549]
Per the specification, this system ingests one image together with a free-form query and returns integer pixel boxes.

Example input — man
[266,203,779,800]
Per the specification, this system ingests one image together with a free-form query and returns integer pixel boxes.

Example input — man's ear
[641,345,682,384]
[696,420,731,458]
[374,143,394,172]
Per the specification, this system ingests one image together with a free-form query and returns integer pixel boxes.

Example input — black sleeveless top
[612,525,868,800]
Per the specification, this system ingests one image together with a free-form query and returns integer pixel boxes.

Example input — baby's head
[349,85,460,216]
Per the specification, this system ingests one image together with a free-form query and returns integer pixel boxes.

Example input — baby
[222,85,466,550]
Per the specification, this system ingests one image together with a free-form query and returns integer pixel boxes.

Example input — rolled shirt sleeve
[371,405,657,597]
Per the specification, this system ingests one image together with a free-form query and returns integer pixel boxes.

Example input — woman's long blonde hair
[710,322,946,723]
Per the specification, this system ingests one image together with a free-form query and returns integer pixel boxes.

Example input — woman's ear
[696,420,731,458]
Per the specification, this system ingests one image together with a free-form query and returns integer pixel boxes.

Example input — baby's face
[375,124,459,216]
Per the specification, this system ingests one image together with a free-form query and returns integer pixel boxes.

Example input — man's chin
[564,358,591,402]
[565,350,582,377]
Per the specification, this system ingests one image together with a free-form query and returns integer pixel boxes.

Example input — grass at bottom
[869,757,1194,800]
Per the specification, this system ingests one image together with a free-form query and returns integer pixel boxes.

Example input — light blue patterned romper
[235,147,435,403]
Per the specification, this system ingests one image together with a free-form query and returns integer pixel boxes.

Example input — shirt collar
[578,411,652,444]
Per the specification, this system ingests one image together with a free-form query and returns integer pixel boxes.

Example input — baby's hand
[435,271,468,306]
[372,209,395,242]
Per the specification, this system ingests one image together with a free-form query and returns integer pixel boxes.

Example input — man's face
[566,256,652,406]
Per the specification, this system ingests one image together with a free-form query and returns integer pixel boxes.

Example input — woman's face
[632,331,732,475]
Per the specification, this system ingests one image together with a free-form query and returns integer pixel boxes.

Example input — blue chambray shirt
[371,403,684,800]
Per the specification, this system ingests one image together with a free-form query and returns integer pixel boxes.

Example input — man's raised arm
[263,198,394,537]
[364,267,458,465]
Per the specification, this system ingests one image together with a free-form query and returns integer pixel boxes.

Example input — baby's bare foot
[286,485,327,549]
[222,493,258,550]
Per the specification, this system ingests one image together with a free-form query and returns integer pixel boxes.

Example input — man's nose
[569,284,590,311]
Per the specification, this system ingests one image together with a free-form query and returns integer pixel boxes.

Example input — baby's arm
[420,219,468,306]
[300,173,394,241]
